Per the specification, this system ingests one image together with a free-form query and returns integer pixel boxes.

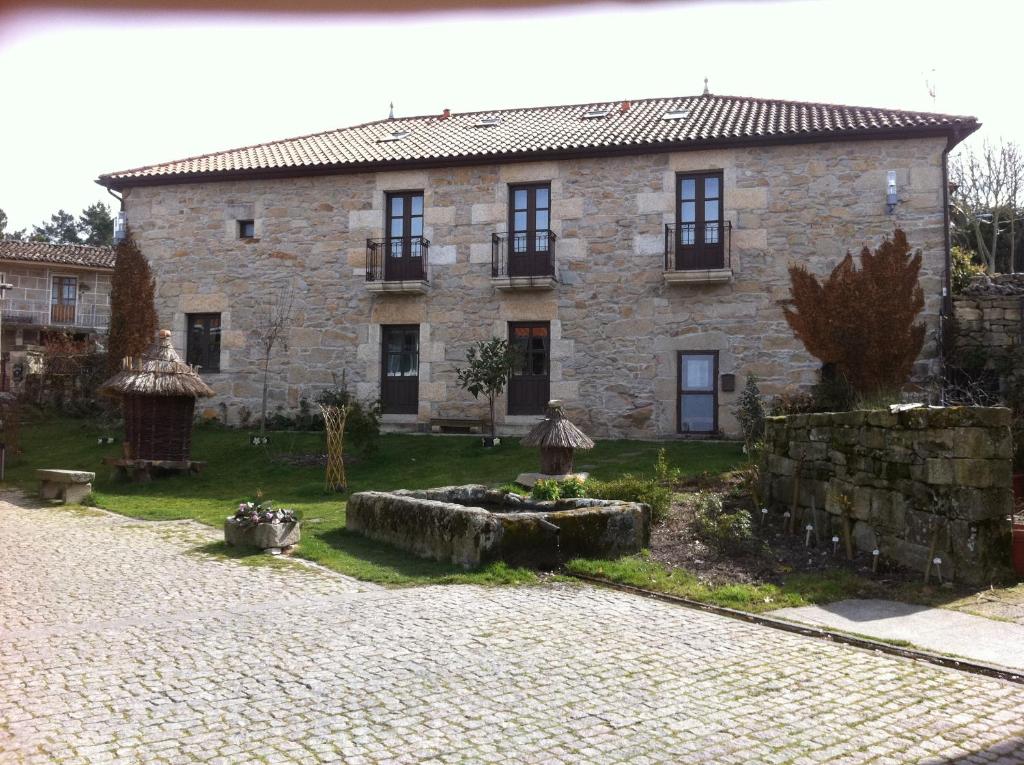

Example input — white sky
[1,0,1021,231]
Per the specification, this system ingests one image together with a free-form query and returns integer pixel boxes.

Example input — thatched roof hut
[99,330,214,462]
[522,400,594,475]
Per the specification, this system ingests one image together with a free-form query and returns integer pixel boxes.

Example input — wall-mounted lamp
[886,171,898,214]
[113,211,127,243]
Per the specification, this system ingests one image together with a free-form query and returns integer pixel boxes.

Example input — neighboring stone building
[0,241,114,391]
[97,93,978,438]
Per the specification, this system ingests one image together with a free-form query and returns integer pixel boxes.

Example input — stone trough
[346,484,651,568]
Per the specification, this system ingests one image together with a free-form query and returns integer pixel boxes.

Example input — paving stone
[3,498,1024,763]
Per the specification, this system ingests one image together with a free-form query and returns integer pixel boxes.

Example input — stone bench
[429,417,486,434]
[36,469,95,504]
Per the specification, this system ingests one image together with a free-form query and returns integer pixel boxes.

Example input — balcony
[491,231,557,290]
[365,237,430,294]
[2,300,110,331]
[663,221,733,285]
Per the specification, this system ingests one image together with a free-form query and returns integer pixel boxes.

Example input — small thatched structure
[99,330,214,462]
[521,400,595,475]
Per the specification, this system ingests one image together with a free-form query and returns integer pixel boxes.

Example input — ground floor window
[381,324,419,414]
[678,351,718,433]
[186,313,221,372]
[508,321,550,415]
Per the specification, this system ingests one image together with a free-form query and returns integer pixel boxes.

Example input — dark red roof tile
[0,241,115,269]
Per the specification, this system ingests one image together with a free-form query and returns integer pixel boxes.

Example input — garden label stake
[832,535,840,555]
[923,519,946,584]
[805,524,814,548]
[761,507,768,527]
[872,548,880,573]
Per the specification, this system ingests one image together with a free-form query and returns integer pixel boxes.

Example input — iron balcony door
[51,276,77,325]
[509,184,551,277]
[508,322,550,415]
[676,173,724,270]
[385,192,425,281]
[381,325,419,415]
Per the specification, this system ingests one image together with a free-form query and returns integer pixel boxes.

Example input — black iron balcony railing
[491,231,557,278]
[366,236,430,282]
[664,221,732,272]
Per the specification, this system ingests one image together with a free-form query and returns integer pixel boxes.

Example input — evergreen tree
[782,228,925,398]
[106,229,158,376]
[78,202,114,246]
[31,209,80,244]
[0,208,26,241]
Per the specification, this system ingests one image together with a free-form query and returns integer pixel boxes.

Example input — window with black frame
[186,313,221,372]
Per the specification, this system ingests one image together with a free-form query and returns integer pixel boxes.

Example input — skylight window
[473,117,501,127]
[582,108,611,119]
[662,110,690,121]
[377,131,409,143]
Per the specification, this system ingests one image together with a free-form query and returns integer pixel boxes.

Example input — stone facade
[122,136,950,438]
[761,407,1014,584]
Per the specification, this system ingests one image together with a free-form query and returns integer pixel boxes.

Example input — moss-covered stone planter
[224,519,300,551]
[346,484,650,568]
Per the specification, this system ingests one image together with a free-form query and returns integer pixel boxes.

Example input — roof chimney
[620,99,631,113]
[441,108,451,120]
[703,77,710,96]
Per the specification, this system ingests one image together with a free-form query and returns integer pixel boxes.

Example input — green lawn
[11,416,744,586]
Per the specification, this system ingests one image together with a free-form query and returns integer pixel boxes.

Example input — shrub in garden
[585,475,671,523]
[654,448,681,484]
[691,491,754,554]
[558,477,587,498]
[734,374,767,451]
[531,479,561,501]
[782,228,925,399]
[106,228,158,376]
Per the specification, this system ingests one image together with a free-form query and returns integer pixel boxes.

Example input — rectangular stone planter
[224,519,300,550]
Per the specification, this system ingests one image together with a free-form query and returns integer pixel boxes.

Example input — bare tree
[250,283,295,441]
[950,138,1024,273]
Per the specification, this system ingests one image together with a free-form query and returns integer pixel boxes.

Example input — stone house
[0,241,113,391]
[97,93,978,438]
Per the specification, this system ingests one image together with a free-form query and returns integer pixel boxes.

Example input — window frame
[237,219,255,239]
[49,274,78,325]
[507,183,552,256]
[674,170,724,268]
[676,350,719,434]
[186,313,222,373]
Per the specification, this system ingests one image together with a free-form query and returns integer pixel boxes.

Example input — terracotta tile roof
[0,241,115,270]
[99,93,980,188]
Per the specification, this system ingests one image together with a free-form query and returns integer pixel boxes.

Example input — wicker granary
[521,400,595,475]
[99,330,214,462]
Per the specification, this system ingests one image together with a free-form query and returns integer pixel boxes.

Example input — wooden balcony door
[50,276,77,325]
[508,184,551,277]
[508,321,550,415]
[381,325,419,415]
[385,192,424,281]
[676,172,724,270]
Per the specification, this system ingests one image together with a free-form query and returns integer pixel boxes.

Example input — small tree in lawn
[251,285,294,442]
[455,338,519,441]
[106,228,158,376]
[782,228,925,401]
[734,373,766,454]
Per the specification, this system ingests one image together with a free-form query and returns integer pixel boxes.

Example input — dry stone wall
[123,135,949,438]
[762,407,1013,584]
[953,276,1024,365]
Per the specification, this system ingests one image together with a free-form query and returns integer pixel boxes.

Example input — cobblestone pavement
[3,500,1024,764]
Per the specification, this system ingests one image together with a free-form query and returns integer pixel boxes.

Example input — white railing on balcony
[2,301,110,331]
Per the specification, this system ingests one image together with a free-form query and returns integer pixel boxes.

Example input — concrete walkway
[775,599,1024,671]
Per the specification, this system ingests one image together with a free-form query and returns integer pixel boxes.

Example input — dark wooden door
[676,173,724,270]
[508,322,550,415]
[385,192,425,281]
[509,184,551,277]
[381,325,419,414]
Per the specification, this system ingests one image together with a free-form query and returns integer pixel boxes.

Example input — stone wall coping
[767,406,1012,430]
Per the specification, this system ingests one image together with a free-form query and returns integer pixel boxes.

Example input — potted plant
[455,337,519,447]
[224,498,300,553]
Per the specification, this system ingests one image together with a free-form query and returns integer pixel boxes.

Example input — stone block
[953,458,1011,489]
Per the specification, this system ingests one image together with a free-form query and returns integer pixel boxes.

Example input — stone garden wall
[762,407,1013,584]
[954,274,1024,363]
